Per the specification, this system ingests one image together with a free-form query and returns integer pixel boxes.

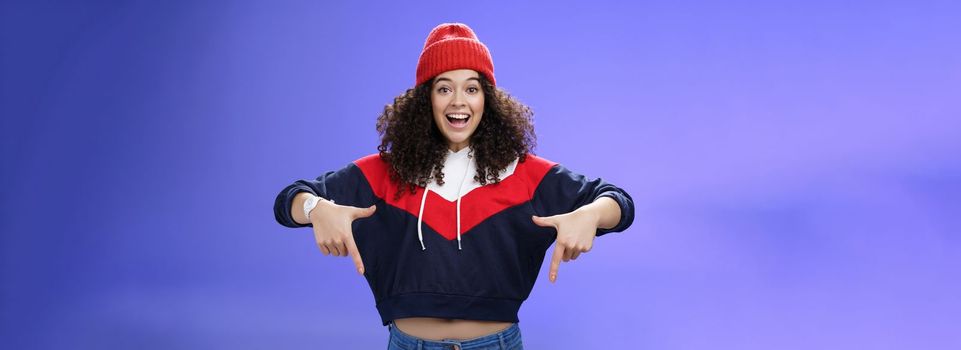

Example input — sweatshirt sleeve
[531,163,636,237]
[272,161,374,229]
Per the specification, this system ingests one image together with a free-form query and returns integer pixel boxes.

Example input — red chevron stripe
[354,153,556,240]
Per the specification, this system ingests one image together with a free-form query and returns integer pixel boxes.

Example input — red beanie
[415,23,496,87]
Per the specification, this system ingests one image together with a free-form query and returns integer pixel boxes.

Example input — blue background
[2,0,959,348]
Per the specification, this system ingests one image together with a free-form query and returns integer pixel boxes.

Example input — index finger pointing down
[346,234,365,276]
[549,244,564,284]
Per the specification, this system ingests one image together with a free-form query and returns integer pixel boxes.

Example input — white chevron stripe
[427,148,519,202]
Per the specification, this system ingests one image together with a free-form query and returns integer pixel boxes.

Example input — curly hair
[376,74,537,200]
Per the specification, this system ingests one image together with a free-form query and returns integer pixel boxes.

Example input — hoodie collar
[448,146,470,156]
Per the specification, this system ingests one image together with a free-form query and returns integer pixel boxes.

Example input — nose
[451,90,467,107]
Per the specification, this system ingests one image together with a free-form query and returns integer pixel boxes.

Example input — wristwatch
[303,195,321,222]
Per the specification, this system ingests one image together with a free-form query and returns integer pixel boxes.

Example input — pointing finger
[346,233,365,276]
[549,243,564,284]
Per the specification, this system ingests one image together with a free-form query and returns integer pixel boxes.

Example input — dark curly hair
[376,74,537,200]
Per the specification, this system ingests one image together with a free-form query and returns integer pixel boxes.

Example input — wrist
[575,202,603,227]
[305,195,337,222]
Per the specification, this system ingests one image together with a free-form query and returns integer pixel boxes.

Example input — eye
[467,86,479,94]
[437,86,451,94]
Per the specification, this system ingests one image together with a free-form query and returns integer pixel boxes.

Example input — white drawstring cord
[417,188,428,250]
[455,151,472,250]
[417,167,433,251]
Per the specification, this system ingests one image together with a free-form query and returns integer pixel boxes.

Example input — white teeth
[446,114,470,119]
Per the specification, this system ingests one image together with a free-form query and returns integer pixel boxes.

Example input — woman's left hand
[531,208,600,284]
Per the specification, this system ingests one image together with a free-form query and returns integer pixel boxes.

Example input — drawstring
[455,152,472,250]
[417,149,473,251]
[417,167,431,251]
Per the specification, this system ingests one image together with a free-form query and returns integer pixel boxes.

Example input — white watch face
[304,196,319,218]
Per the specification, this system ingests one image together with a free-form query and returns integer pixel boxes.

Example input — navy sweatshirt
[273,147,635,326]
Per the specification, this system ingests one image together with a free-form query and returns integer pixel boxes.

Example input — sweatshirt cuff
[594,191,634,236]
[273,183,317,228]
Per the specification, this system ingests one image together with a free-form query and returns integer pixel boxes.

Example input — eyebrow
[433,77,481,85]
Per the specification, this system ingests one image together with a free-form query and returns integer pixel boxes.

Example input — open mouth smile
[446,113,471,129]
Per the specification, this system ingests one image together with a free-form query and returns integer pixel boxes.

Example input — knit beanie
[415,23,496,87]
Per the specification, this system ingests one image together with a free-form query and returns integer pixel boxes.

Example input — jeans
[386,321,524,350]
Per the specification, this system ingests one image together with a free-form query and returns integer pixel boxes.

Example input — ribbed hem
[376,292,522,326]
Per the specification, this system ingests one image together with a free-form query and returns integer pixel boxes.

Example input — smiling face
[431,69,485,152]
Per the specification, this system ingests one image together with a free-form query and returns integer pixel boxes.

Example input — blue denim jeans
[386,321,524,350]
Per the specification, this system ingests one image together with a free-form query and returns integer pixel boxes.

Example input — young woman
[273,23,635,350]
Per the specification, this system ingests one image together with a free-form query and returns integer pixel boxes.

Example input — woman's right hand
[308,198,377,276]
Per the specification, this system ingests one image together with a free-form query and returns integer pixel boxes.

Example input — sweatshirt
[273,147,635,326]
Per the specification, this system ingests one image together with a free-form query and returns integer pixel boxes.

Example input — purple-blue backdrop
[2,0,959,349]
